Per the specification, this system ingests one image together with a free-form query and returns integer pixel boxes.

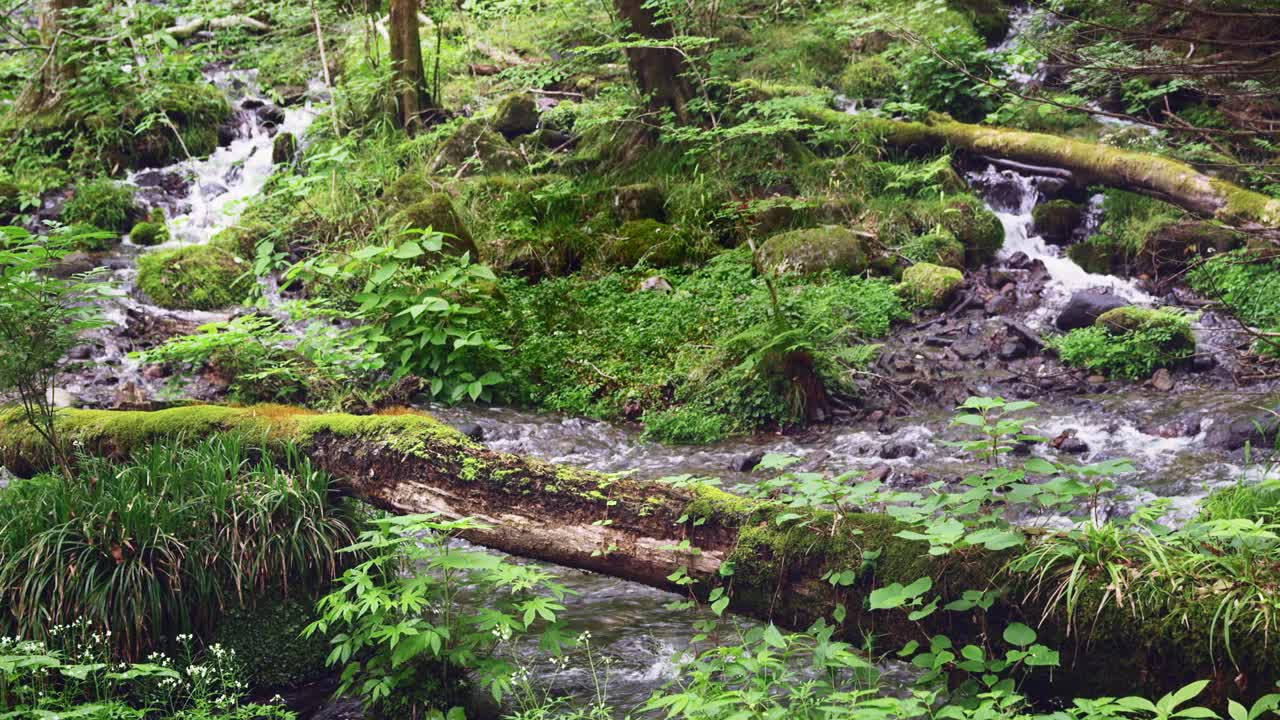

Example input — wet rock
[1005,251,1033,270]
[1031,199,1084,245]
[455,422,485,442]
[48,387,77,409]
[1207,408,1280,450]
[731,450,767,473]
[272,131,297,165]
[638,275,673,294]
[879,441,918,459]
[1191,354,1218,373]
[50,251,99,278]
[67,345,93,361]
[1140,417,1201,438]
[985,293,1014,316]
[1086,374,1107,385]
[201,181,229,199]
[1056,290,1129,331]
[864,463,892,483]
[998,340,1028,360]
[142,364,169,380]
[112,382,150,410]
[134,169,190,195]
[537,128,573,150]
[1051,430,1089,454]
[1151,368,1174,392]
[952,337,987,360]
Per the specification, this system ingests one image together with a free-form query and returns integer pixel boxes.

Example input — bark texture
[388,0,434,130]
[1,405,1277,704]
[17,0,85,112]
[613,0,695,123]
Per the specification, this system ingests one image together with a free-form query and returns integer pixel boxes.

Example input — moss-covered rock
[62,179,141,234]
[491,93,540,138]
[941,199,1004,265]
[1095,306,1195,352]
[613,183,666,222]
[385,169,441,206]
[760,226,876,275]
[130,221,168,247]
[211,217,274,257]
[901,229,965,268]
[430,119,521,176]
[838,55,899,99]
[386,194,479,258]
[604,219,698,267]
[899,262,963,307]
[136,242,251,310]
[117,82,231,168]
[1032,199,1084,245]
[271,131,297,165]
[1136,220,1244,278]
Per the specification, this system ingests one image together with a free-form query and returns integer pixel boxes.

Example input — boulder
[899,262,964,308]
[1094,307,1194,352]
[271,132,297,165]
[136,242,251,311]
[1032,199,1084,246]
[1136,221,1245,279]
[1055,290,1128,331]
[1207,406,1280,451]
[430,119,521,175]
[606,220,696,268]
[613,183,666,222]
[386,194,479,258]
[759,226,876,275]
[491,93,540,139]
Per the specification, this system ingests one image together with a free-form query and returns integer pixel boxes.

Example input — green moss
[641,407,727,444]
[1052,308,1195,379]
[901,229,965,268]
[130,220,168,247]
[62,178,139,233]
[385,169,441,206]
[1031,199,1084,245]
[136,243,252,310]
[838,55,899,99]
[613,183,666,222]
[759,225,876,275]
[899,262,963,308]
[1096,306,1194,344]
[491,93,540,138]
[386,193,479,258]
[606,219,700,268]
[430,119,521,176]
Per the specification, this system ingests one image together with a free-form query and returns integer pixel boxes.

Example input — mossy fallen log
[784,97,1280,230]
[1,405,1275,703]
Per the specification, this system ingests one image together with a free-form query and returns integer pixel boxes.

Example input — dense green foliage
[0,435,360,658]
[1190,251,1280,356]
[1053,308,1196,378]
[488,249,904,441]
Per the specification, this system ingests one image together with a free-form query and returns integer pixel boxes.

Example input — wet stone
[998,340,1028,360]
[879,441,918,459]
[864,463,892,483]
[952,337,987,360]
[1151,368,1174,392]
[731,450,767,473]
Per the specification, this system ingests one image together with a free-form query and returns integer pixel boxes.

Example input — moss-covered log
[1,405,1276,704]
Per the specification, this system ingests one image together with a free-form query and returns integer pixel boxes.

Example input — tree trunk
[17,0,84,112]
[872,115,1280,229]
[388,0,434,131]
[0,405,1275,705]
[613,0,695,123]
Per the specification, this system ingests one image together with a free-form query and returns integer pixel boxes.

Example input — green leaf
[393,241,425,259]
[763,624,786,649]
[1003,622,1036,647]
[966,527,1025,551]
[1023,457,1057,474]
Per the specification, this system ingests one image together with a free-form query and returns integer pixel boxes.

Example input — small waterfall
[965,163,1152,323]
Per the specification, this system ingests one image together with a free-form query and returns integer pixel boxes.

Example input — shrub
[1052,308,1195,378]
[212,596,332,691]
[62,178,139,233]
[0,434,362,659]
[1189,250,1280,356]
[642,407,729,445]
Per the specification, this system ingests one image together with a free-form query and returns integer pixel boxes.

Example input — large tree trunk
[17,0,85,112]
[1,405,1276,705]
[870,115,1280,229]
[388,0,434,131]
[613,0,695,123]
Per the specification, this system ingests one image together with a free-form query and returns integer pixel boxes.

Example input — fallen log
[165,15,270,39]
[0,405,1275,704]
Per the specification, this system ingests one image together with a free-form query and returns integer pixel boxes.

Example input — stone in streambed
[1032,199,1084,246]
[1055,290,1129,331]
[272,131,297,165]
[879,441,918,459]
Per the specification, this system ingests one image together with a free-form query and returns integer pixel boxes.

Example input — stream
[29,13,1280,715]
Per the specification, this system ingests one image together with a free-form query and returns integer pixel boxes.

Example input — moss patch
[899,262,963,307]
[385,194,478,258]
[760,225,877,275]
[136,242,252,311]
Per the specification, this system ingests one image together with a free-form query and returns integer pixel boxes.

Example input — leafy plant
[0,225,110,474]
[305,514,571,715]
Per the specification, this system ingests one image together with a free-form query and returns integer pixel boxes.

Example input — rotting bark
[1,404,1277,705]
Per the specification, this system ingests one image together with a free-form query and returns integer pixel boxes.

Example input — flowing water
[26,24,1280,714]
